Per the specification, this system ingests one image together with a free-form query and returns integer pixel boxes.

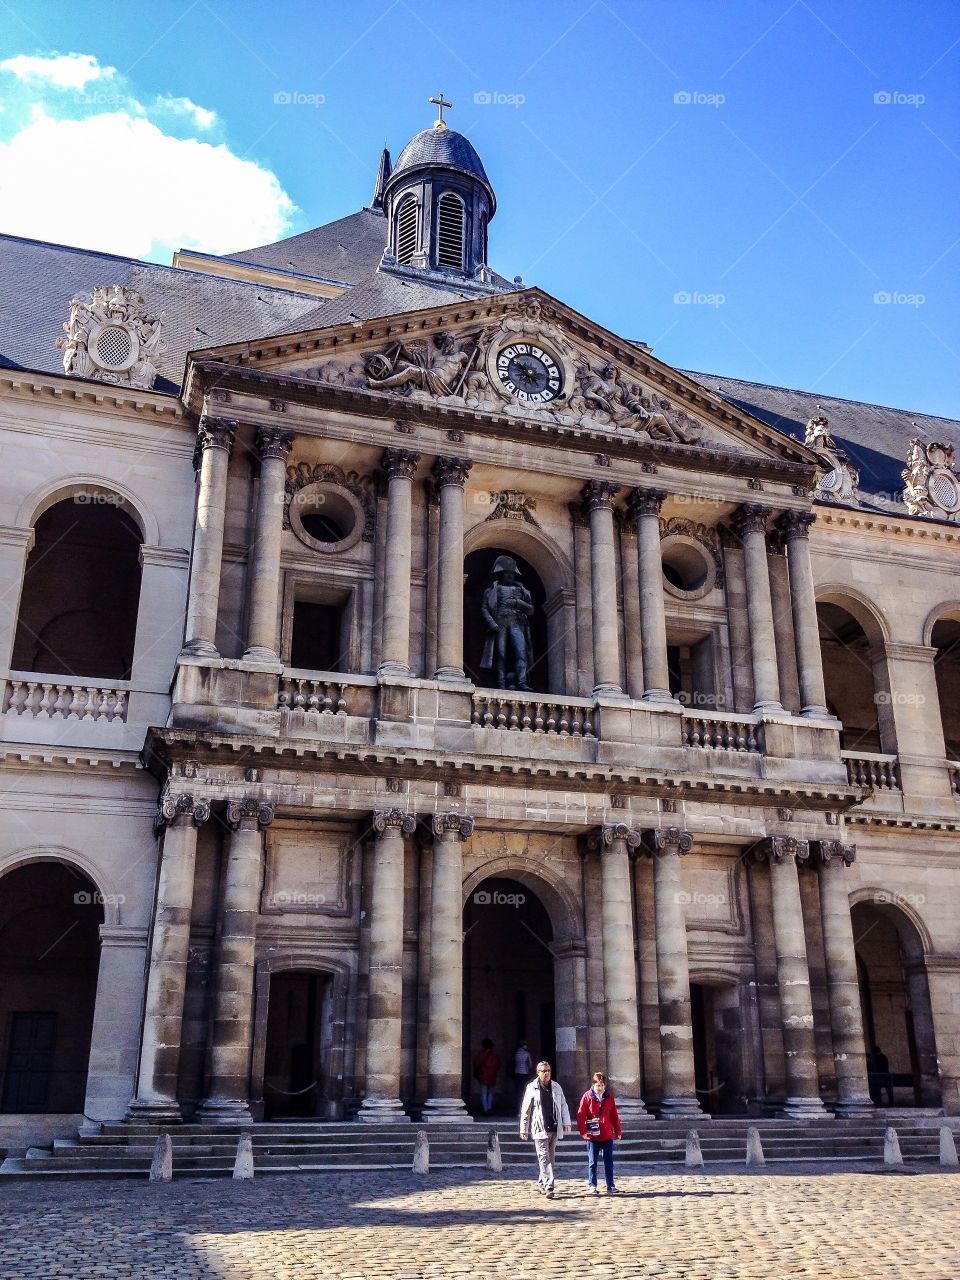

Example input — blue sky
[1,0,957,417]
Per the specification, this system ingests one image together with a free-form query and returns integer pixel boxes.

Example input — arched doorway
[852,899,939,1106]
[690,980,747,1114]
[463,876,555,1113]
[0,862,103,1113]
[463,547,550,693]
[263,970,334,1119]
[12,496,143,679]
[931,617,960,761]
[817,602,885,752]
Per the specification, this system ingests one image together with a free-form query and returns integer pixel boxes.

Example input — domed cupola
[382,95,496,281]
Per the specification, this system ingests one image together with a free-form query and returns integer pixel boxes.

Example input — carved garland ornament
[484,490,539,526]
[283,461,377,539]
[58,285,166,390]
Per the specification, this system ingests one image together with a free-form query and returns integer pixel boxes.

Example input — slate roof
[0,233,327,393]
[684,369,960,508]
[307,268,495,328]
[226,208,389,286]
[387,128,494,201]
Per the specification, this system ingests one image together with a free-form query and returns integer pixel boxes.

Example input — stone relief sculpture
[804,409,835,449]
[483,490,540,526]
[479,555,535,691]
[569,360,701,443]
[803,410,860,507]
[58,285,166,390]
[365,332,482,398]
[902,438,960,519]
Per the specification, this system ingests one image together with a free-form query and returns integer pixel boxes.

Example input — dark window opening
[395,197,418,264]
[290,600,345,672]
[299,513,345,544]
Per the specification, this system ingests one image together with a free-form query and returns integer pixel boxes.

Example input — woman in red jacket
[576,1071,622,1194]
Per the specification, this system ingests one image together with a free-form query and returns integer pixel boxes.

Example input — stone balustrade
[681,711,762,752]
[3,674,129,722]
[278,674,351,715]
[841,750,901,791]
[470,692,597,738]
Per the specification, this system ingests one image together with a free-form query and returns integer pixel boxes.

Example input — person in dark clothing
[868,1044,894,1106]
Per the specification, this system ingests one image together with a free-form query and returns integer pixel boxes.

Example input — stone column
[749,837,826,1116]
[732,504,783,713]
[197,798,275,1122]
[244,428,294,662]
[810,840,873,1115]
[581,481,623,695]
[83,925,149,1124]
[423,813,474,1121]
[643,827,703,1117]
[378,449,421,677]
[432,457,472,680]
[628,489,673,702]
[357,808,415,1121]
[778,511,829,717]
[591,824,649,1118]
[127,793,210,1122]
[619,522,645,700]
[0,526,34,673]
[183,416,237,656]
[569,503,595,693]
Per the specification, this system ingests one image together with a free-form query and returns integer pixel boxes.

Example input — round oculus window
[289,483,365,553]
[930,467,960,512]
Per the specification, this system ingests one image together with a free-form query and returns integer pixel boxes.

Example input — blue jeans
[587,1139,615,1189]
[480,1084,495,1112]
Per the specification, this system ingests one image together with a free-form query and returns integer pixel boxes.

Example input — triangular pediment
[187,286,816,468]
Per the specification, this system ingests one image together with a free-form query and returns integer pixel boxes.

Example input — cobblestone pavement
[2,1165,958,1279]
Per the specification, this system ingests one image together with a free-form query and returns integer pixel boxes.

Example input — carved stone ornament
[365,331,485,399]
[804,409,835,450]
[731,503,771,539]
[484,490,539,527]
[776,510,816,542]
[193,416,238,470]
[901,438,960,520]
[626,488,668,520]
[747,836,810,865]
[256,427,294,462]
[432,813,476,839]
[568,360,702,443]
[588,823,643,851]
[810,839,856,868]
[155,791,211,833]
[581,479,620,511]
[58,285,166,389]
[283,461,376,539]
[372,808,417,835]
[226,797,275,830]
[659,516,725,587]
[432,456,473,488]
[642,827,695,855]
[813,448,860,506]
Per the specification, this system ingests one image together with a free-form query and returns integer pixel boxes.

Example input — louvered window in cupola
[436,192,465,270]
[395,197,419,264]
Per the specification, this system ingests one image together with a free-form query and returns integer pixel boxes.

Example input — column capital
[642,827,694,856]
[381,447,421,480]
[432,456,473,488]
[580,479,621,511]
[373,808,417,835]
[226,796,275,830]
[731,502,772,537]
[195,415,238,460]
[431,812,476,839]
[810,838,856,868]
[156,791,210,832]
[748,835,810,865]
[626,487,669,520]
[588,822,642,851]
[255,426,294,462]
[777,509,816,540]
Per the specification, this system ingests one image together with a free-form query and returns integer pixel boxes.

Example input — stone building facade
[1,114,959,1147]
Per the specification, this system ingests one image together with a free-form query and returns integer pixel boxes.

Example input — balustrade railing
[471,692,597,738]
[3,675,128,722]
[278,675,350,715]
[681,713,762,752]
[841,750,901,791]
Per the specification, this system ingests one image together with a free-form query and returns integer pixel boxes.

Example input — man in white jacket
[519,1060,572,1198]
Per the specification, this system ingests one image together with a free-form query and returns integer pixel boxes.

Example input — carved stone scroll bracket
[809,839,856,869]
[745,835,811,866]
[587,822,643,853]
[372,809,417,836]
[256,428,294,463]
[155,792,211,835]
[225,797,275,830]
[641,827,695,857]
[431,813,476,840]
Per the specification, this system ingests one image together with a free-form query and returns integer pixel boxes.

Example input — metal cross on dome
[429,92,452,128]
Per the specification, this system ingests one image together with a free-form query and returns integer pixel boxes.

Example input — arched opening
[262,970,334,1119]
[0,862,103,1113]
[817,602,884,751]
[463,547,549,693]
[463,876,555,1114]
[12,496,142,680]
[852,898,939,1107]
[931,617,960,761]
[394,196,418,265]
[436,192,465,270]
[690,979,747,1114]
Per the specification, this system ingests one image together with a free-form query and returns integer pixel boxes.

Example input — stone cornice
[816,506,960,548]
[0,369,183,419]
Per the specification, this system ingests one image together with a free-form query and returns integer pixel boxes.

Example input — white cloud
[0,52,114,90]
[0,109,296,260]
[153,94,217,130]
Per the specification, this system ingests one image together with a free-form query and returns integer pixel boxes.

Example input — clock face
[495,343,562,403]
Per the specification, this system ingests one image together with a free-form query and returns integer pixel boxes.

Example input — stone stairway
[1,1116,954,1180]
